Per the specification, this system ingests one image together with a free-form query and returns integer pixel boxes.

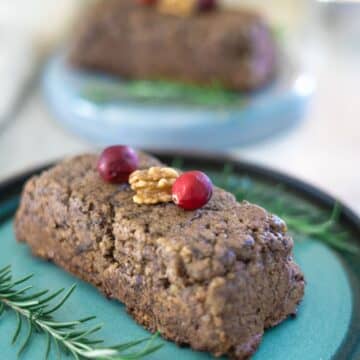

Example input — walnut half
[129,167,180,205]
[157,0,197,17]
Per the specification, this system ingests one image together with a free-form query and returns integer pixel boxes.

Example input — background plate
[0,152,359,360]
[42,53,315,150]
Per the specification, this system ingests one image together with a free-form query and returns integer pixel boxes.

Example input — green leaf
[0,265,11,275]
[69,349,80,360]
[81,339,104,346]
[78,315,97,323]
[40,320,81,329]
[17,318,33,356]
[0,302,5,317]
[12,312,22,344]
[9,286,34,299]
[117,332,163,360]
[37,288,65,306]
[0,267,12,282]
[43,284,76,315]
[44,332,51,360]
[53,338,61,360]
[70,324,103,341]
[16,289,48,301]
[110,337,153,352]
[119,344,163,360]
[13,274,34,286]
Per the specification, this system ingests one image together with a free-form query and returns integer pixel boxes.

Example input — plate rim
[42,52,315,149]
[0,151,359,360]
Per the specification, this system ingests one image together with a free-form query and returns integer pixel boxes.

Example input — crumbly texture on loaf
[69,0,276,91]
[15,153,304,360]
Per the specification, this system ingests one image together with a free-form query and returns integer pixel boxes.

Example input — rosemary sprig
[81,79,245,107]
[211,164,359,254]
[0,265,162,359]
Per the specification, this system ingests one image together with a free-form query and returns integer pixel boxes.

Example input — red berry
[136,0,157,5]
[172,171,213,210]
[97,145,139,183]
[198,0,217,12]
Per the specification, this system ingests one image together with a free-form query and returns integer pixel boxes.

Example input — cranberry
[136,0,157,5]
[198,0,217,12]
[172,171,213,210]
[97,145,139,183]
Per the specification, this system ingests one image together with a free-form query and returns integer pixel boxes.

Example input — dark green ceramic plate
[0,152,359,360]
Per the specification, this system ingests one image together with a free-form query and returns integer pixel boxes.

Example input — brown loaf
[69,0,276,91]
[15,153,304,359]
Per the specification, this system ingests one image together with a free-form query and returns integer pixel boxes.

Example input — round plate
[0,152,359,359]
[42,52,315,150]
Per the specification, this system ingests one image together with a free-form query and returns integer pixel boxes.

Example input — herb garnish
[0,265,162,359]
[81,79,245,107]
[213,164,359,254]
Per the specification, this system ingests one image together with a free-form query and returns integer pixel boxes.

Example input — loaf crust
[15,153,304,359]
[69,0,276,91]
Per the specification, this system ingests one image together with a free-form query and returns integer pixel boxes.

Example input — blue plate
[1,152,359,359]
[43,52,315,150]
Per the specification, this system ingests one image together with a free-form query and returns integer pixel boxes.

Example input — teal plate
[0,152,359,360]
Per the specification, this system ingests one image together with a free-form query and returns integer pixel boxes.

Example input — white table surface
[0,1,359,215]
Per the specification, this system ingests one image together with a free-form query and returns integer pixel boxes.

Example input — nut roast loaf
[15,152,304,359]
[69,0,276,91]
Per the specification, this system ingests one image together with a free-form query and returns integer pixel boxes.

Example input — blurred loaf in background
[69,0,277,91]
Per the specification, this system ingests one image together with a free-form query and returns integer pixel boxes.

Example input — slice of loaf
[15,153,304,359]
